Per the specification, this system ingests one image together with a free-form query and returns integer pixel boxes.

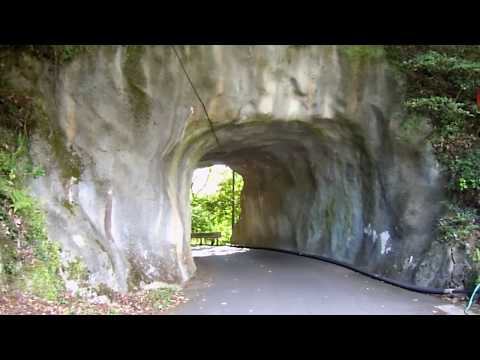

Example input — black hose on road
[228,244,468,295]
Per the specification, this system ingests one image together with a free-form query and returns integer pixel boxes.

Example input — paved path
[167,246,466,315]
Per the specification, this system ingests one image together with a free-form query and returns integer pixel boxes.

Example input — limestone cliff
[2,45,462,292]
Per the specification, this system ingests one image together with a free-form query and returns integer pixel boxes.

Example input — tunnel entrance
[174,114,444,289]
[185,119,349,256]
[190,165,244,247]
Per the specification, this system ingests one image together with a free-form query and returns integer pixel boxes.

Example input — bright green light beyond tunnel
[190,165,244,246]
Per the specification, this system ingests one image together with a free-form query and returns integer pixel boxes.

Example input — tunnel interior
[184,116,389,276]
[177,109,445,288]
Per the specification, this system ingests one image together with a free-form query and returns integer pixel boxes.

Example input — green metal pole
[231,169,235,243]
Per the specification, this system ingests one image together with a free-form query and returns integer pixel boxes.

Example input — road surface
[167,246,467,315]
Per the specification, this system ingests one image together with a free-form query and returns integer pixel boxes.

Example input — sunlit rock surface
[5,46,465,292]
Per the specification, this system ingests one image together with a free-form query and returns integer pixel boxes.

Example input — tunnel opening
[174,114,449,291]
[182,118,375,267]
[190,164,244,247]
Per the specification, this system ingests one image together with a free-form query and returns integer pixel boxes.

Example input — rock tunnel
[180,112,445,292]
[5,45,464,293]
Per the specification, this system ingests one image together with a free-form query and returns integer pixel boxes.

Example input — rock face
[5,45,463,292]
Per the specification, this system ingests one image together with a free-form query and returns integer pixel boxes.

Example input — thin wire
[170,45,221,148]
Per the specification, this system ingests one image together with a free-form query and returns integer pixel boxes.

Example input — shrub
[438,204,479,245]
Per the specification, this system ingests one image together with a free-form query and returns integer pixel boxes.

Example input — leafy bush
[407,51,480,75]
[0,45,90,65]
[405,96,474,138]
[448,149,480,192]
[26,262,64,301]
[64,257,89,282]
[387,46,480,189]
[405,96,474,119]
[438,204,479,245]
[0,132,64,300]
[386,46,480,283]
[0,47,90,301]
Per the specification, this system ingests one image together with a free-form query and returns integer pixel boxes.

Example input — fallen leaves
[0,287,188,315]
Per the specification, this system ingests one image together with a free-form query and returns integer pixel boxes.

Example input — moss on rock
[339,45,385,63]
[123,45,152,125]
[33,99,84,182]
[64,257,89,282]
[0,45,93,66]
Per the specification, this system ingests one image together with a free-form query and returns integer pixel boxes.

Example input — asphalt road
[167,246,466,315]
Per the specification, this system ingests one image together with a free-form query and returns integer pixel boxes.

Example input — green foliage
[447,149,480,192]
[62,199,76,215]
[25,261,64,301]
[145,288,177,311]
[474,248,480,263]
[386,45,480,281]
[0,132,64,300]
[385,46,480,195]
[0,91,39,136]
[406,51,480,85]
[0,235,19,277]
[65,257,89,282]
[340,45,385,62]
[0,84,82,186]
[0,45,91,65]
[438,204,480,288]
[0,46,85,184]
[0,136,45,214]
[405,96,476,138]
[44,122,83,182]
[0,56,73,300]
[398,114,427,141]
[191,170,244,245]
[438,204,479,245]
[388,47,480,100]
[406,96,474,118]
